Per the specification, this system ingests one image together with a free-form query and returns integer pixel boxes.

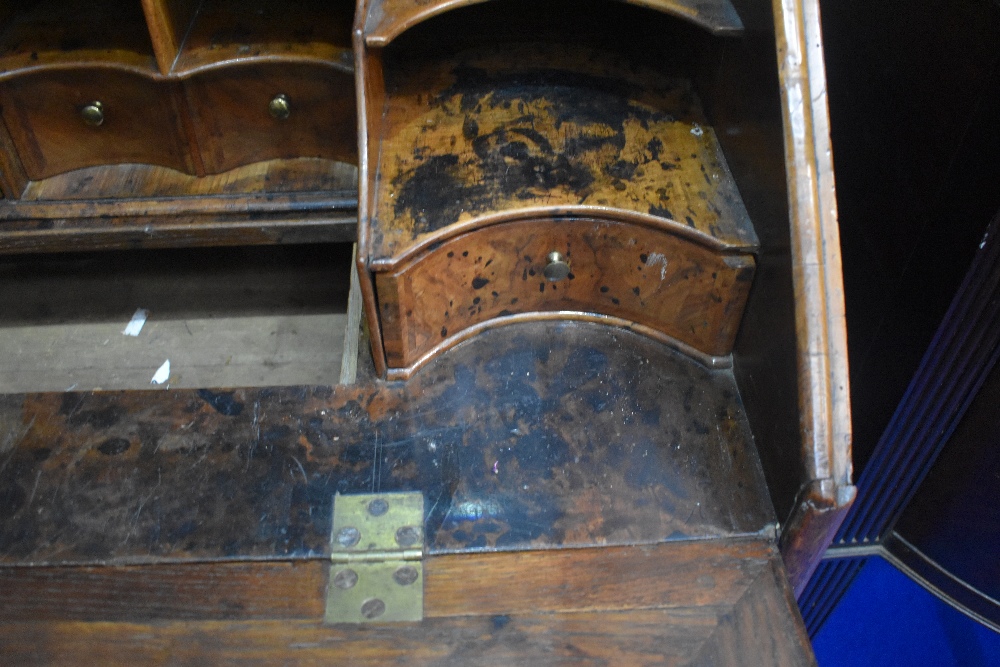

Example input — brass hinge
[325,491,425,624]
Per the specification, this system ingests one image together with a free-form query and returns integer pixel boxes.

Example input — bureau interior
[0,0,358,196]
[367,0,803,524]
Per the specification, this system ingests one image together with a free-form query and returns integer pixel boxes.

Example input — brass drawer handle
[269,94,291,120]
[544,251,570,281]
[80,101,104,127]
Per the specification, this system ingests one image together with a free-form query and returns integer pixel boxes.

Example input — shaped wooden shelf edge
[364,0,745,47]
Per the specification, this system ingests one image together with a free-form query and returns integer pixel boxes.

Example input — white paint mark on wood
[646,252,669,281]
[122,309,149,336]
[151,360,170,385]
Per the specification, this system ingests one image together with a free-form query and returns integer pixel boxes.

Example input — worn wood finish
[363,0,745,47]
[770,0,855,593]
[0,160,357,253]
[0,1,157,77]
[0,71,193,180]
[0,595,812,666]
[0,319,814,660]
[0,322,773,565]
[0,209,357,254]
[360,35,760,374]
[376,217,754,370]
[184,63,357,174]
[170,0,354,76]
[371,44,757,263]
[0,539,772,622]
[17,158,356,202]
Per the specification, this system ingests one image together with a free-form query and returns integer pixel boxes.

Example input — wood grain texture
[364,0,744,47]
[0,159,357,253]
[0,106,28,197]
[17,158,357,202]
[0,322,774,567]
[0,71,193,180]
[376,217,754,368]
[0,1,158,77]
[0,611,721,666]
[690,559,816,667]
[171,0,354,76]
[0,562,814,665]
[0,539,773,622]
[370,43,757,263]
[183,63,357,174]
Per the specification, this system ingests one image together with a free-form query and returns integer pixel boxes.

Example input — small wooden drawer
[0,70,192,180]
[375,217,755,373]
[183,63,356,175]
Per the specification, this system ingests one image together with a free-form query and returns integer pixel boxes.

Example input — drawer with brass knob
[374,217,755,375]
[358,40,760,379]
[0,69,193,180]
[182,63,356,175]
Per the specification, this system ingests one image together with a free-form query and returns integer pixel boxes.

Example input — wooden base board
[0,243,360,392]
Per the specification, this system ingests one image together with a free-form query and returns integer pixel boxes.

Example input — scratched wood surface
[0,321,773,566]
[370,43,758,264]
[0,539,774,621]
[376,217,754,370]
[363,0,745,47]
[0,574,814,667]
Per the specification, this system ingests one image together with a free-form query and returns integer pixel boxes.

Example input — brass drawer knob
[544,251,570,281]
[269,94,291,120]
[80,101,104,127]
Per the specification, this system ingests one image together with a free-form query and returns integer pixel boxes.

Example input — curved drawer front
[184,63,357,175]
[0,70,192,180]
[375,218,755,370]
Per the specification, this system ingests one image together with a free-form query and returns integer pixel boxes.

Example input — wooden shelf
[171,0,354,76]
[370,43,757,264]
[0,0,158,78]
[364,0,744,47]
[18,157,356,201]
[0,158,358,253]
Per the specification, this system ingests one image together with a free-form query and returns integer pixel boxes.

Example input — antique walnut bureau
[0,0,851,663]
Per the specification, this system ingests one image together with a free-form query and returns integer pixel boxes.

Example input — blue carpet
[813,556,1000,666]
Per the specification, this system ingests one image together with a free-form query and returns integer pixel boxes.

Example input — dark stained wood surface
[363,0,745,47]
[0,321,773,567]
[0,1,157,77]
[369,43,758,264]
[170,0,354,76]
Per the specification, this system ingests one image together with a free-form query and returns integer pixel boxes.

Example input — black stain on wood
[196,389,244,416]
[97,438,131,456]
